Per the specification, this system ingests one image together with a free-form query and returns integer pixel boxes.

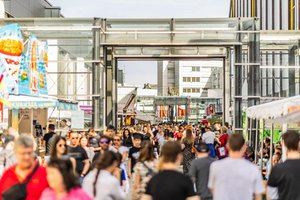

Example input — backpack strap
[23,163,39,185]
[141,161,155,176]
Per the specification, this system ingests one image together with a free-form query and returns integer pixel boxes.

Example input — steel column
[248,19,260,143]
[92,18,102,129]
[254,119,259,163]
[104,47,118,128]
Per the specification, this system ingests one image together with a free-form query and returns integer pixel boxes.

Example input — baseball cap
[195,142,209,153]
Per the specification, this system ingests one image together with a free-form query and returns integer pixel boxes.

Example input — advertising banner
[0,102,3,124]
[0,24,23,95]
[0,25,48,98]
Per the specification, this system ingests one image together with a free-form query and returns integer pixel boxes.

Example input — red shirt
[0,163,48,200]
[219,133,229,147]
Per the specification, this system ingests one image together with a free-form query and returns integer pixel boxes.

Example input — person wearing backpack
[132,141,157,200]
[83,150,126,200]
[142,141,199,200]
[0,135,48,200]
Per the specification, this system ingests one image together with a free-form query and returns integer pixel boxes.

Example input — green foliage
[260,129,281,143]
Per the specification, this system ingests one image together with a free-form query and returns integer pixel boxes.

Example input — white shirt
[202,131,215,144]
[208,157,264,200]
[83,169,126,200]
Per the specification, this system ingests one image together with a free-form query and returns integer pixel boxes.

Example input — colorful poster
[18,35,48,96]
[0,24,23,94]
[0,25,48,98]
[28,35,39,95]
[0,102,3,124]
[18,53,30,95]
[37,41,48,95]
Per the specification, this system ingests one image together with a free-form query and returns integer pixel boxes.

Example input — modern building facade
[158,60,223,97]
[230,0,300,100]
[3,0,62,18]
[230,0,300,30]
[157,60,223,122]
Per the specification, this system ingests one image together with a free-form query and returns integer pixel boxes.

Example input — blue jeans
[208,144,216,158]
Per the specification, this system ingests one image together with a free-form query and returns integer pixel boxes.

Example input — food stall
[245,95,300,164]
[0,23,56,134]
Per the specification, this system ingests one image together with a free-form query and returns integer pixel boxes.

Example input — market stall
[245,95,300,165]
[0,24,52,133]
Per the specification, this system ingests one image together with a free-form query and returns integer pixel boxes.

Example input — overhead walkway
[0,18,298,130]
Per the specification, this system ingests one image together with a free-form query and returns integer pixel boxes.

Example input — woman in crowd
[156,129,165,151]
[215,126,229,159]
[49,136,76,171]
[40,158,91,200]
[83,151,126,200]
[132,142,157,200]
[80,136,95,163]
[181,128,195,174]
[122,128,133,148]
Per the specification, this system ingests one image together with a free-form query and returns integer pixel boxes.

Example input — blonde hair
[220,126,228,134]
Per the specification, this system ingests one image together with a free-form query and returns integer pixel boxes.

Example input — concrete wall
[4,0,54,18]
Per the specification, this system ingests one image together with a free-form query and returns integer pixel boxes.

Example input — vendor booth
[0,24,78,134]
[245,95,300,166]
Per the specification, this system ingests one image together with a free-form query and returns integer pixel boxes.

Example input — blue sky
[49,0,230,87]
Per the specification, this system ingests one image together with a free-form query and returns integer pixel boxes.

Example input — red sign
[0,102,3,124]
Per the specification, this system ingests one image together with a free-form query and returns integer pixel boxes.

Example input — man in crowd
[43,124,56,155]
[68,132,90,183]
[142,141,199,200]
[208,133,264,200]
[267,130,300,200]
[87,128,100,152]
[0,135,48,200]
[189,142,215,200]
[202,126,216,158]
[128,133,142,178]
[105,125,116,138]
[92,135,112,164]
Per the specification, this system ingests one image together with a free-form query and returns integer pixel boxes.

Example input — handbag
[217,146,227,158]
[2,163,39,200]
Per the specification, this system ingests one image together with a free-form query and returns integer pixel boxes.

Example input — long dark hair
[123,128,131,139]
[50,136,67,159]
[93,151,118,197]
[122,128,133,147]
[138,141,155,162]
[47,158,80,192]
[184,129,194,145]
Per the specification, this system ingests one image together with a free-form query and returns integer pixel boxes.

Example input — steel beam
[104,47,118,128]
[92,18,102,129]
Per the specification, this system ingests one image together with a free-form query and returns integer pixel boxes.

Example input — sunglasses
[71,137,78,140]
[114,139,121,141]
[100,140,109,144]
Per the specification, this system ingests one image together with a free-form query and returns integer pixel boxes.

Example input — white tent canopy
[270,110,300,124]
[246,95,300,120]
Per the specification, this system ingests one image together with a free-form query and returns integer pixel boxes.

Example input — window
[183,88,201,93]
[192,66,200,72]
[184,77,200,82]
[191,77,200,82]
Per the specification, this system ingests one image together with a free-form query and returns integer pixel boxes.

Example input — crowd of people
[0,120,299,200]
